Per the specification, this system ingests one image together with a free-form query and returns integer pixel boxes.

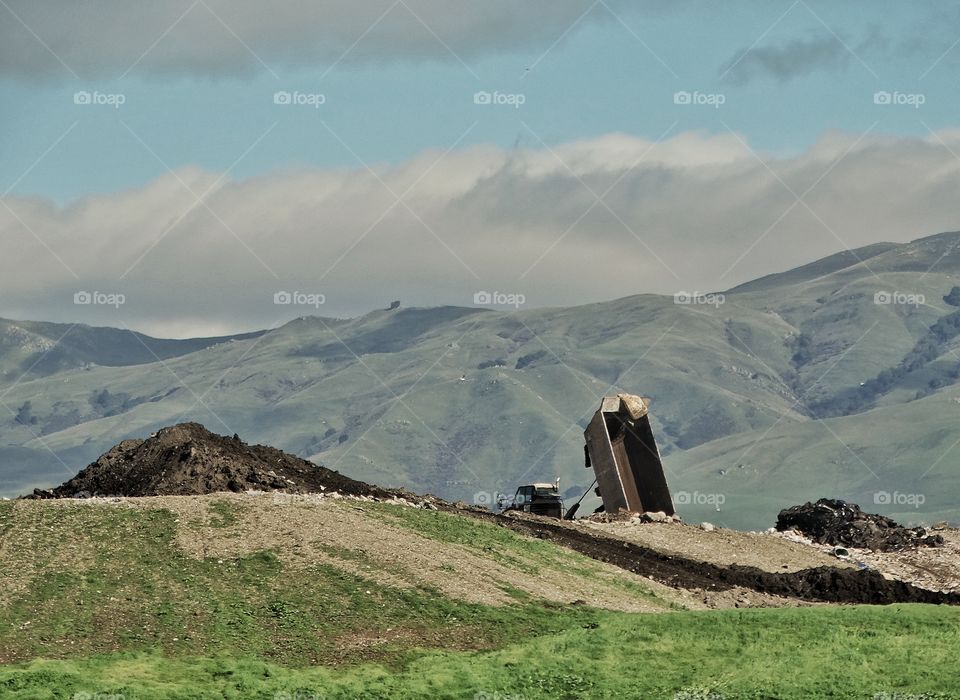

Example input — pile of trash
[776,498,943,552]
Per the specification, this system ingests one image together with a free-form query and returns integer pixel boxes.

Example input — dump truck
[580,393,674,517]
[499,393,673,521]
[498,482,564,518]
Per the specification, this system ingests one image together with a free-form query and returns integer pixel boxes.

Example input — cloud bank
[3,128,960,336]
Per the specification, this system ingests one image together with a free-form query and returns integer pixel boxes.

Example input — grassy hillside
[1,497,959,698]
[5,606,960,699]
[0,496,677,665]
[668,387,960,530]
[2,232,960,528]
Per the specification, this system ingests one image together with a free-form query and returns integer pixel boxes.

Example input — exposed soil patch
[580,518,848,573]
[776,498,944,552]
[23,423,392,500]
[456,509,960,606]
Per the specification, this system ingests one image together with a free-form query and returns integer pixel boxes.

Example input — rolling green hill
[2,497,960,699]
[2,231,959,528]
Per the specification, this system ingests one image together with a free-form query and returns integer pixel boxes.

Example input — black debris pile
[23,422,392,500]
[776,498,944,552]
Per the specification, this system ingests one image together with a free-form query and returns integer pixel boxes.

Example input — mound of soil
[25,423,390,499]
[776,498,943,552]
[469,510,960,606]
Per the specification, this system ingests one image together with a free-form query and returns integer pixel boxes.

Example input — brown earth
[24,423,393,500]
[580,518,849,573]
[455,509,960,606]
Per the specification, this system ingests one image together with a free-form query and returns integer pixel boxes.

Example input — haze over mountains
[2,230,959,529]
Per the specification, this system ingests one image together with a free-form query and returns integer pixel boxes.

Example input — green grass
[207,499,241,528]
[0,503,604,669]
[3,501,960,697]
[368,502,681,608]
[1,605,959,699]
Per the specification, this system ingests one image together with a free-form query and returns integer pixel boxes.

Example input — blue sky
[2,1,959,335]
[3,1,957,201]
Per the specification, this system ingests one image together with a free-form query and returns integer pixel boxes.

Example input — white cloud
[0,0,635,80]
[3,128,959,336]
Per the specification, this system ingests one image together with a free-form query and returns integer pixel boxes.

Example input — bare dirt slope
[580,516,960,598]
[474,510,960,606]
[581,518,849,573]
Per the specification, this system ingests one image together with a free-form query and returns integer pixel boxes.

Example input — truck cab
[500,482,564,518]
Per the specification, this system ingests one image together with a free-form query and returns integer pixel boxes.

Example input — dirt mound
[24,423,390,499]
[776,498,943,552]
[473,510,960,606]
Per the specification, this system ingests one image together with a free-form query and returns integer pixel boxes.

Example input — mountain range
[2,230,959,529]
